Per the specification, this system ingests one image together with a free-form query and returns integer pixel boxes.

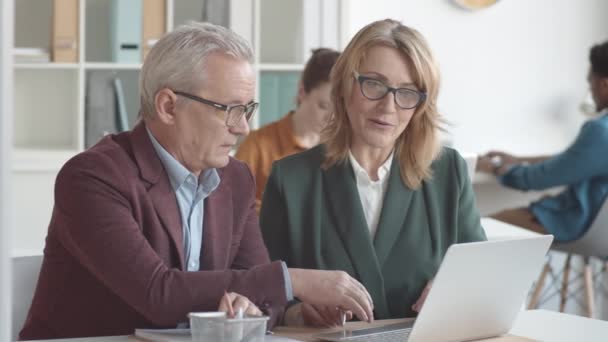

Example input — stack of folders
[142,0,166,61]
[52,0,79,63]
[14,48,51,63]
[112,0,167,63]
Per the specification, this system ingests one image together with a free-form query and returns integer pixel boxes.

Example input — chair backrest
[553,197,608,258]
[11,255,43,341]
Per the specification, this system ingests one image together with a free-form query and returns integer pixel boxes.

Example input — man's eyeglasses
[353,71,426,110]
[173,91,259,127]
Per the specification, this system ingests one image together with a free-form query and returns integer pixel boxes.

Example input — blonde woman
[260,19,486,326]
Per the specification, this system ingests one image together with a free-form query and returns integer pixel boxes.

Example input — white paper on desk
[265,336,301,341]
[134,328,190,342]
[134,328,300,342]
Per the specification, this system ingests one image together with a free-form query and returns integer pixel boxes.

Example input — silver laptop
[317,236,553,342]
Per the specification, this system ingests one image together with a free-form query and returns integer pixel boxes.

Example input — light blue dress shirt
[499,112,608,242]
[147,129,293,300]
[147,129,219,271]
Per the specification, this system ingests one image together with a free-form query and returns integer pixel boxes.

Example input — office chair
[11,255,43,341]
[528,198,608,318]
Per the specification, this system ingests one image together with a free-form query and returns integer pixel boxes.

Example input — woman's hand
[411,280,433,313]
[301,303,353,327]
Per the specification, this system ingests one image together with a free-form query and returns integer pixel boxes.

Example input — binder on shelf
[52,0,79,63]
[259,73,280,127]
[201,0,230,27]
[111,0,143,63]
[113,78,130,132]
[86,71,131,148]
[259,72,300,127]
[278,72,300,118]
[142,0,166,61]
[14,48,50,63]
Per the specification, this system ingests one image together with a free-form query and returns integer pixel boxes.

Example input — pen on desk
[339,310,347,336]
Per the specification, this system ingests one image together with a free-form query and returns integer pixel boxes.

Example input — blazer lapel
[323,161,390,317]
[201,169,233,270]
[149,182,186,270]
[374,157,414,267]
[130,122,185,270]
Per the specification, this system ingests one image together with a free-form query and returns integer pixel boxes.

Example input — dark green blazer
[260,146,486,319]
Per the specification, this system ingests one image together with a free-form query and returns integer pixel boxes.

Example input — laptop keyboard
[338,327,412,341]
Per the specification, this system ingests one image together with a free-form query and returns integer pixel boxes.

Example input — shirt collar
[348,150,393,183]
[146,127,220,193]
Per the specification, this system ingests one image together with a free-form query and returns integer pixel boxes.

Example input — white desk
[481,217,541,240]
[18,310,608,342]
[511,310,608,342]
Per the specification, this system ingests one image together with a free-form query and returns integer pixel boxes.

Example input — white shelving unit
[13,63,80,70]
[258,64,305,72]
[1,0,14,339]
[84,63,143,70]
[9,0,343,253]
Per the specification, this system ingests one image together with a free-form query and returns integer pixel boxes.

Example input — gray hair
[139,22,254,119]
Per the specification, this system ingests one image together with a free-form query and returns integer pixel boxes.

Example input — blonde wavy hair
[322,19,444,189]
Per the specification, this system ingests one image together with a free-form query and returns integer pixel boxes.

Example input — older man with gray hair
[20,23,373,340]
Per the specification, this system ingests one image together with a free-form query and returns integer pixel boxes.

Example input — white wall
[1,0,14,340]
[343,0,608,155]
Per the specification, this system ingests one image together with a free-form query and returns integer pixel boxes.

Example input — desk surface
[273,318,534,342]
[19,310,608,342]
[510,310,608,342]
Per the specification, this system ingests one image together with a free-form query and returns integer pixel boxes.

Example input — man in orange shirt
[236,48,340,210]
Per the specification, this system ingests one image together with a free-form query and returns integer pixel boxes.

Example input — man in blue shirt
[478,41,608,242]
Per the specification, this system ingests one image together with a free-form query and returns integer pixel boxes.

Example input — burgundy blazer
[20,122,287,340]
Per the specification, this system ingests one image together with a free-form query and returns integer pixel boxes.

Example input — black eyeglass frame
[173,90,259,127]
[353,71,427,110]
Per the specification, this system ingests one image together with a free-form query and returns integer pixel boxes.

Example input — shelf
[14,63,79,70]
[258,63,304,72]
[11,249,43,258]
[14,0,53,51]
[85,63,142,70]
[14,69,80,151]
[14,63,142,70]
[13,149,79,172]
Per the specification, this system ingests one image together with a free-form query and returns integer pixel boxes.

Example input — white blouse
[348,151,394,238]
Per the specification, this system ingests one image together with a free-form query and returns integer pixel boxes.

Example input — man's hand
[289,268,374,323]
[476,155,496,174]
[411,280,432,313]
[218,292,263,318]
[477,151,519,176]
[301,303,353,327]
